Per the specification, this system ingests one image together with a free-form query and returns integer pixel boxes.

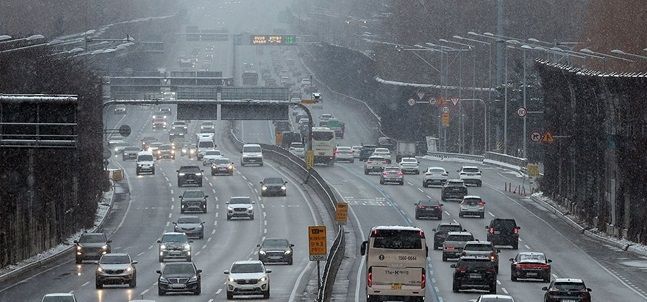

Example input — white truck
[395,141,417,163]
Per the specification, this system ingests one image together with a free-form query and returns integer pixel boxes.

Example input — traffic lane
[415,159,647,301]
[241,120,275,145]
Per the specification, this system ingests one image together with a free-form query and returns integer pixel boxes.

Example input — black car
[177,166,203,187]
[432,223,465,250]
[121,146,140,160]
[543,278,591,302]
[157,262,202,296]
[156,144,176,160]
[441,179,468,201]
[260,177,288,197]
[258,238,294,265]
[486,218,520,249]
[451,256,497,294]
[74,232,112,264]
[179,190,208,213]
[414,200,443,220]
[510,252,552,282]
[358,145,377,161]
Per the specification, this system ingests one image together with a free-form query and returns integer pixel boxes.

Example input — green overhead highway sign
[250,35,296,45]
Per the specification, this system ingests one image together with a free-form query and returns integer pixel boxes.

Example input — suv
[157,232,192,262]
[433,223,465,250]
[157,262,202,296]
[486,219,520,249]
[171,121,188,134]
[423,167,449,187]
[459,195,486,218]
[41,294,77,302]
[462,241,499,273]
[257,238,294,265]
[441,179,468,201]
[226,196,255,220]
[542,278,591,302]
[200,121,215,133]
[260,177,288,197]
[510,252,552,282]
[224,260,272,299]
[121,146,140,161]
[451,256,497,294]
[169,129,185,142]
[174,216,205,239]
[442,231,475,261]
[415,199,443,220]
[179,190,208,213]
[359,145,377,161]
[95,253,137,289]
[211,157,235,175]
[241,144,264,166]
[177,166,203,187]
[135,151,155,175]
[155,144,175,160]
[458,166,482,187]
[379,165,404,185]
[364,155,390,174]
[74,232,111,263]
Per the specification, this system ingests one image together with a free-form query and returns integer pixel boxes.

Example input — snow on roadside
[0,187,114,277]
[420,155,482,165]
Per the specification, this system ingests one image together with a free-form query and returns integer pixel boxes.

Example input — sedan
[174,216,205,239]
[380,166,404,185]
[157,262,202,296]
[335,146,355,163]
[261,177,288,197]
[211,157,234,176]
[414,200,443,220]
[510,252,552,282]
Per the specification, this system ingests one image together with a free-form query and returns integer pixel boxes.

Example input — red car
[510,252,551,282]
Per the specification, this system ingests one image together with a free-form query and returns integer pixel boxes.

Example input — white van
[241,144,263,166]
[197,137,215,160]
[136,151,155,175]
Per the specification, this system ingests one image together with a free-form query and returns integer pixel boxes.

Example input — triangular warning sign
[417,91,425,100]
[450,97,460,106]
[541,132,554,143]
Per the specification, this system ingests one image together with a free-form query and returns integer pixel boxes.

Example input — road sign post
[308,225,327,291]
[335,202,348,224]
[530,131,542,143]
[517,107,527,117]
[441,112,450,127]
[305,150,314,170]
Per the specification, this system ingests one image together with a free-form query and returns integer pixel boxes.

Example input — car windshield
[480,298,513,302]
[462,167,480,173]
[312,131,334,140]
[42,296,75,302]
[183,191,204,198]
[374,148,389,153]
[137,155,154,161]
[79,234,105,243]
[177,217,200,224]
[100,255,129,264]
[553,282,586,291]
[465,244,492,251]
[159,145,172,150]
[231,263,264,273]
[437,225,463,233]
[447,181,464,187]
[124,147,139,151]
[372,230,422,249]
[384,168,400,172]
[205,150,220,155]
[164,264,195,275]
[201,123,213,127]
[464,199,482,205]
[161,234,187,243]
[519,253,546,262]
[230,197,251,204]
[418,200,438,207]
[337,147,351,152]
[401,158,416,163]
[199,141,214,148]
[446,235,474,242]
[429,168,445,173]
[291,143,304,148]
[492,219,517,231]
[173,122,186,126]
[263,178,284,184]
[459,259,493,269]
[262,239,289,248]
[243,146,262,152]
[213,158,230,165]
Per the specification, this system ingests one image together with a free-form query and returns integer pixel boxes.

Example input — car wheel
[442,254,447,262]
[350,159,354,163]
[129,277,137,288]
[200,232,204,239]
[186,256,191,262]
[459,213,464,218]
[194,285,201,295]
[399,181,404,185]
[260,163,264,167]
[151,169,155,175]
[452,282,459,293]
[364,170,369,175]
[158,287,165,296]
[158,256,163,262]
[379,179,384,185]
[480,213,485,218]
[422,182,428,188]
[288,257,293,265]
[203,206,207,213]
[250,215,255,220]
[240,162,245,167]
[181,208,185,214]
[227,216,231,221]
[226,292,234,300]
[434,244,440,250]
[511,273,518,281]
[75,257,82,264]
[478,181,482,187]
[415,214,419,220]
[263,287,270,299]
[212,172,216,176]
[512,242,519,250]
[95,281,103,289]
[489,283,497,294]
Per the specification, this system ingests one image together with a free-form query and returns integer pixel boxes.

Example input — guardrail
[426,151,485,162]
[227,121,345,302]
[484,151,528,172]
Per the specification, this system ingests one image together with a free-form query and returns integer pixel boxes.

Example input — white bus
[360,226,428,302]
[311,127,336,166]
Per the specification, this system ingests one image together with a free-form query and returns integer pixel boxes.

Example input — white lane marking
[148,245,153,250]
[552,273,558,279]
[215,196,219,201]
[519,238,524,242]
[170,189,174,194]
[202,244,208,250]
[524,244,530,249]
[502,287,509,294]
[444,211,450,215]
[213,220,217,226]
[488,211,495,217]
[260,203,265,209]
[140,288,150,296]
[170,205,174,210]
[496,280,502,285]
[166,221,170,227]
[263,212,267,217]
[215,289,222,295]
[215,212,219,218]
[81,281,89,287]
[168,183,172,187]
[212,189,217,193]
[426,195,432,199]
[216,204,219,209]
[208,237,213,242]
[195,251,201,256]
[168,213,172,218]
[264,220,267,226]
[263,228,267,234]
[417,188,424,192]
[211,229,216,235]
[453,219,458,224]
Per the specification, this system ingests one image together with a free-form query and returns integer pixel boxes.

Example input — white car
[371,147,391,158]
[351,146,362,158]
[288,142,305,158]
[241,144,263,166]
[471,295,515,302]
[136,151,155,175]
[201,149,223,166]
[423,167,448,187]
[458,166,482,187]
[364,155,390,174]
[224,260,271,299]
[42,293,77,302]
[319,113,334,122]
[459,195,486,218]
[335,146,354,163]
[226,196,255,220]
[398,157,420,174]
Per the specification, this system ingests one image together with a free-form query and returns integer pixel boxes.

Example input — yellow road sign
[301,99,316,104]
[305,150,315,169]
[441,112,450,127]
[275,132,283,146]
[527,164,540,177]
[308,225,327,261]
[335,202,348,224]
[541,131,554,143]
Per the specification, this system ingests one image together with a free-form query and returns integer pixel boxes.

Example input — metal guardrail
[426,151,485,161]
[227,122,345,302]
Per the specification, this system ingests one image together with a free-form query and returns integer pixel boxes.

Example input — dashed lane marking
[195,251,201,256]
[488,211,495,217]
[502,287,509,294]
[524,244,530,249]
[140,288,150,296]
[81,281,89,287]
[208,237,212,242]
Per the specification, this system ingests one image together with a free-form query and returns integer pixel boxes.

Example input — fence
[228,122,346,301]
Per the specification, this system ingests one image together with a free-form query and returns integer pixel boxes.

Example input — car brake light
[487,267,497,273]
[367,269,373,287]
[456,266,467,273]
[418,230,425,238]
[382,172,388,176]
[397,172,403,176]
[421,268,426,289]
[488,227,495,234]
[479,201,486,207]
[513,227,520,234]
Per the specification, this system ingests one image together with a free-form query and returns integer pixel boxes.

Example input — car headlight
[281,186,286,190]
[196,173,202,176]
[259,250,266,255]
[190,150,195,154]
[228,277,235,283]
[260,276,267,282]
[101,245,108,250]
[228,165,234,170]
[160,244,167,250]
[97,267,103,272]
[184,244,191,250]
[159,276,168,283]
[285,250,292,255]
[76,246,82,251]
[189,275,198,282]
[261,186,267,191]
[178,173,186,176]
[126,266,133,272]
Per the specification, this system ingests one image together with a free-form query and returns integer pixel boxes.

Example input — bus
[311,127,336,166]
[360,226,428,302]
[241,71,259,86]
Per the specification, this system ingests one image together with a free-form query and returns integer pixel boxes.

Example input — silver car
[442,231,475,261]
[174,216,205,239]
[335,146,354,163]
[459,195,486,218]
[379,165,404,185]
[95,253,137,289]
